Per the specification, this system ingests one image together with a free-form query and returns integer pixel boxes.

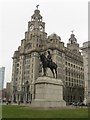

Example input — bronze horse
[40,53,57,78]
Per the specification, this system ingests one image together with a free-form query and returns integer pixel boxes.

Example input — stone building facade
[11,8,84,104]
[81,41,90,105]
[6,82,12,102]
[0,67,5,90]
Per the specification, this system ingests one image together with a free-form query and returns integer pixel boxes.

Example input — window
[66,77,67,81]
[68,63,70,66]
[17,64,19,67]
[36,44,38,47]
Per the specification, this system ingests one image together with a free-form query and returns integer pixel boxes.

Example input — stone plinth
[31,77,66,107]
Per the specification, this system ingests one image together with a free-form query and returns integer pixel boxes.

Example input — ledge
[35,76,63,86]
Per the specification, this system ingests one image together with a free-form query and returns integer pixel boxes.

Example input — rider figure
[47,51,52,63]
[41,52,47,65]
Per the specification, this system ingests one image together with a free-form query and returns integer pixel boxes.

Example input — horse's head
[39,54,44,62]
[39,53,47,64]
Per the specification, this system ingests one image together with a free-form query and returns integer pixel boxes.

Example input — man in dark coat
[47,51,52,63]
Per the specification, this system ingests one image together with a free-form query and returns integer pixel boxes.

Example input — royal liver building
[11,7,84,104]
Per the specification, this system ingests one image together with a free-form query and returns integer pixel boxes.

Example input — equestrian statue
[39,51,57,78]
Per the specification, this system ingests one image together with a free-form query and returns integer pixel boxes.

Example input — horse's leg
[43,68,46,76]
[55,68,57,78]
[50,68,55,78]
[43,67,47,76]
[45,68,47,76]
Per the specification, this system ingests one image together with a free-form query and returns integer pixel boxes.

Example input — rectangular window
[68,63,70,66]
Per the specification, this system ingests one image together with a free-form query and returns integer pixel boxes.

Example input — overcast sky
[0,0,89,88]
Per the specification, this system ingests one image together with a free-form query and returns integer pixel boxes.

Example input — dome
[31,9,42,21]
[69,33,77,44]
[48,33,61,41]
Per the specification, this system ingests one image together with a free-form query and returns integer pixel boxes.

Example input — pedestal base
[31,77,66,107]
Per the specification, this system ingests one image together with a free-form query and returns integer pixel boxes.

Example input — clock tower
[25,6,47,50]
[28,8,45,32]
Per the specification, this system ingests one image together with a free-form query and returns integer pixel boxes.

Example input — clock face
[29,25,34,31]
[39,25,43,31]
